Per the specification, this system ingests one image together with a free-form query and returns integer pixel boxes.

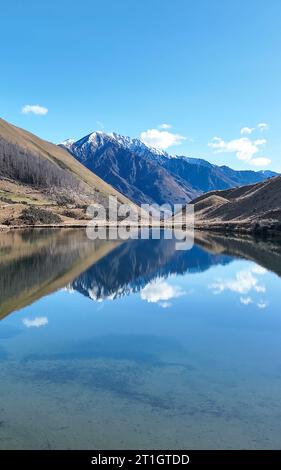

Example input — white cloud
[240,296,253,305]
[210,271,259,295]
[251,265,267,275]
[209,266,266,296]
[209,136,266,161]
[208,136,270,167]
[255,285,266,293]
[140,279,185,303]
[23,316,48,328]
[250,157,272,167]
[254,139,268,146]
[210,265,269,312]
[241,127,255,135]
[240,123,269,135]
[159,123,172,130]
[159,301,172,308]
[257,122,269,132]
[140,128,186,150]
[21,104,48,115]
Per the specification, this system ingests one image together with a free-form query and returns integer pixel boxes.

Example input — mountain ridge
[61,130,277,206]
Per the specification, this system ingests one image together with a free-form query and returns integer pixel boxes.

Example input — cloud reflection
[140,279,185,306]
[209,264,268,309]
[23,317,48,328]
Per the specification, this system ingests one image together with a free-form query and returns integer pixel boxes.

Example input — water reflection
[70,236,232,302]
[0,229,281,449]
[195,231,281,276]
[1,229,281,318]
[0,229,119,318]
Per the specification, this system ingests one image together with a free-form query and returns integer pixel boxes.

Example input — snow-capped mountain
[60,131,277,206]
[61,131,168,161]
[60,131,198,205]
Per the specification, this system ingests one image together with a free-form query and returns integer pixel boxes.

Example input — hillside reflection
[0,228,280,317]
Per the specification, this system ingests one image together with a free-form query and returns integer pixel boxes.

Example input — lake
[0,228,281,449]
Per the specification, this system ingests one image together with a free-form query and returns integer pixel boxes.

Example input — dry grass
[0,118,136,207]
[0,118,140,228]
[191,175,281,233]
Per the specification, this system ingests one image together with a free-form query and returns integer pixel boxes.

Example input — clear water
[0,228,281,449]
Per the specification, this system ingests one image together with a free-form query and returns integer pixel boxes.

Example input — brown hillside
[0,118,134,204]
[192,175,281,232]
[0,118,137,227]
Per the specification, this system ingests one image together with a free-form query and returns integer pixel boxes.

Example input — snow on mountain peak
[59,138,75,148]
[68,130,169,160]
[60,131,204,167]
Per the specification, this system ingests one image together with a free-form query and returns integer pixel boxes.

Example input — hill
[0,118,135,227]
[192,175,281,233]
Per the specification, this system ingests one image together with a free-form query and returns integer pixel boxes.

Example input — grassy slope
[192,175,281,232]
[0,118,135,205]
[0,118,139,227]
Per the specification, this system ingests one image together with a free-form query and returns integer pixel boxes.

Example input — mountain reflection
[0,228,280,318]
[194,232,281,277]
[70,237,232,301]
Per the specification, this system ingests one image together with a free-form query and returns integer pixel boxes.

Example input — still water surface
[0,229,281,449]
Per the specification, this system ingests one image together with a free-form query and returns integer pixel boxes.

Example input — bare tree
[0,138,80,191]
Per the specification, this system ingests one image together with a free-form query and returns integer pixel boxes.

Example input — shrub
[19,206,62,225]
[53,191,76,206]
[63,209,79,219]
[2,219,12,226]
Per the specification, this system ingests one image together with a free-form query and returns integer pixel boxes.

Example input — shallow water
[0,229,281,449]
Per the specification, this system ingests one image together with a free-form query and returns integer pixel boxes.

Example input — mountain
[192,174,281,233]
[0,119,135,227]
[61,132,198,206]
[61,131,277,206]
[163,158,277,193]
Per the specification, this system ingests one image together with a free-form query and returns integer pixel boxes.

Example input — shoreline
[1,221,281,239]
[0,222,189,232]
[193,222,281,237]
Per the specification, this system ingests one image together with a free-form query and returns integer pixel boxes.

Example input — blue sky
[1,0,281,170]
